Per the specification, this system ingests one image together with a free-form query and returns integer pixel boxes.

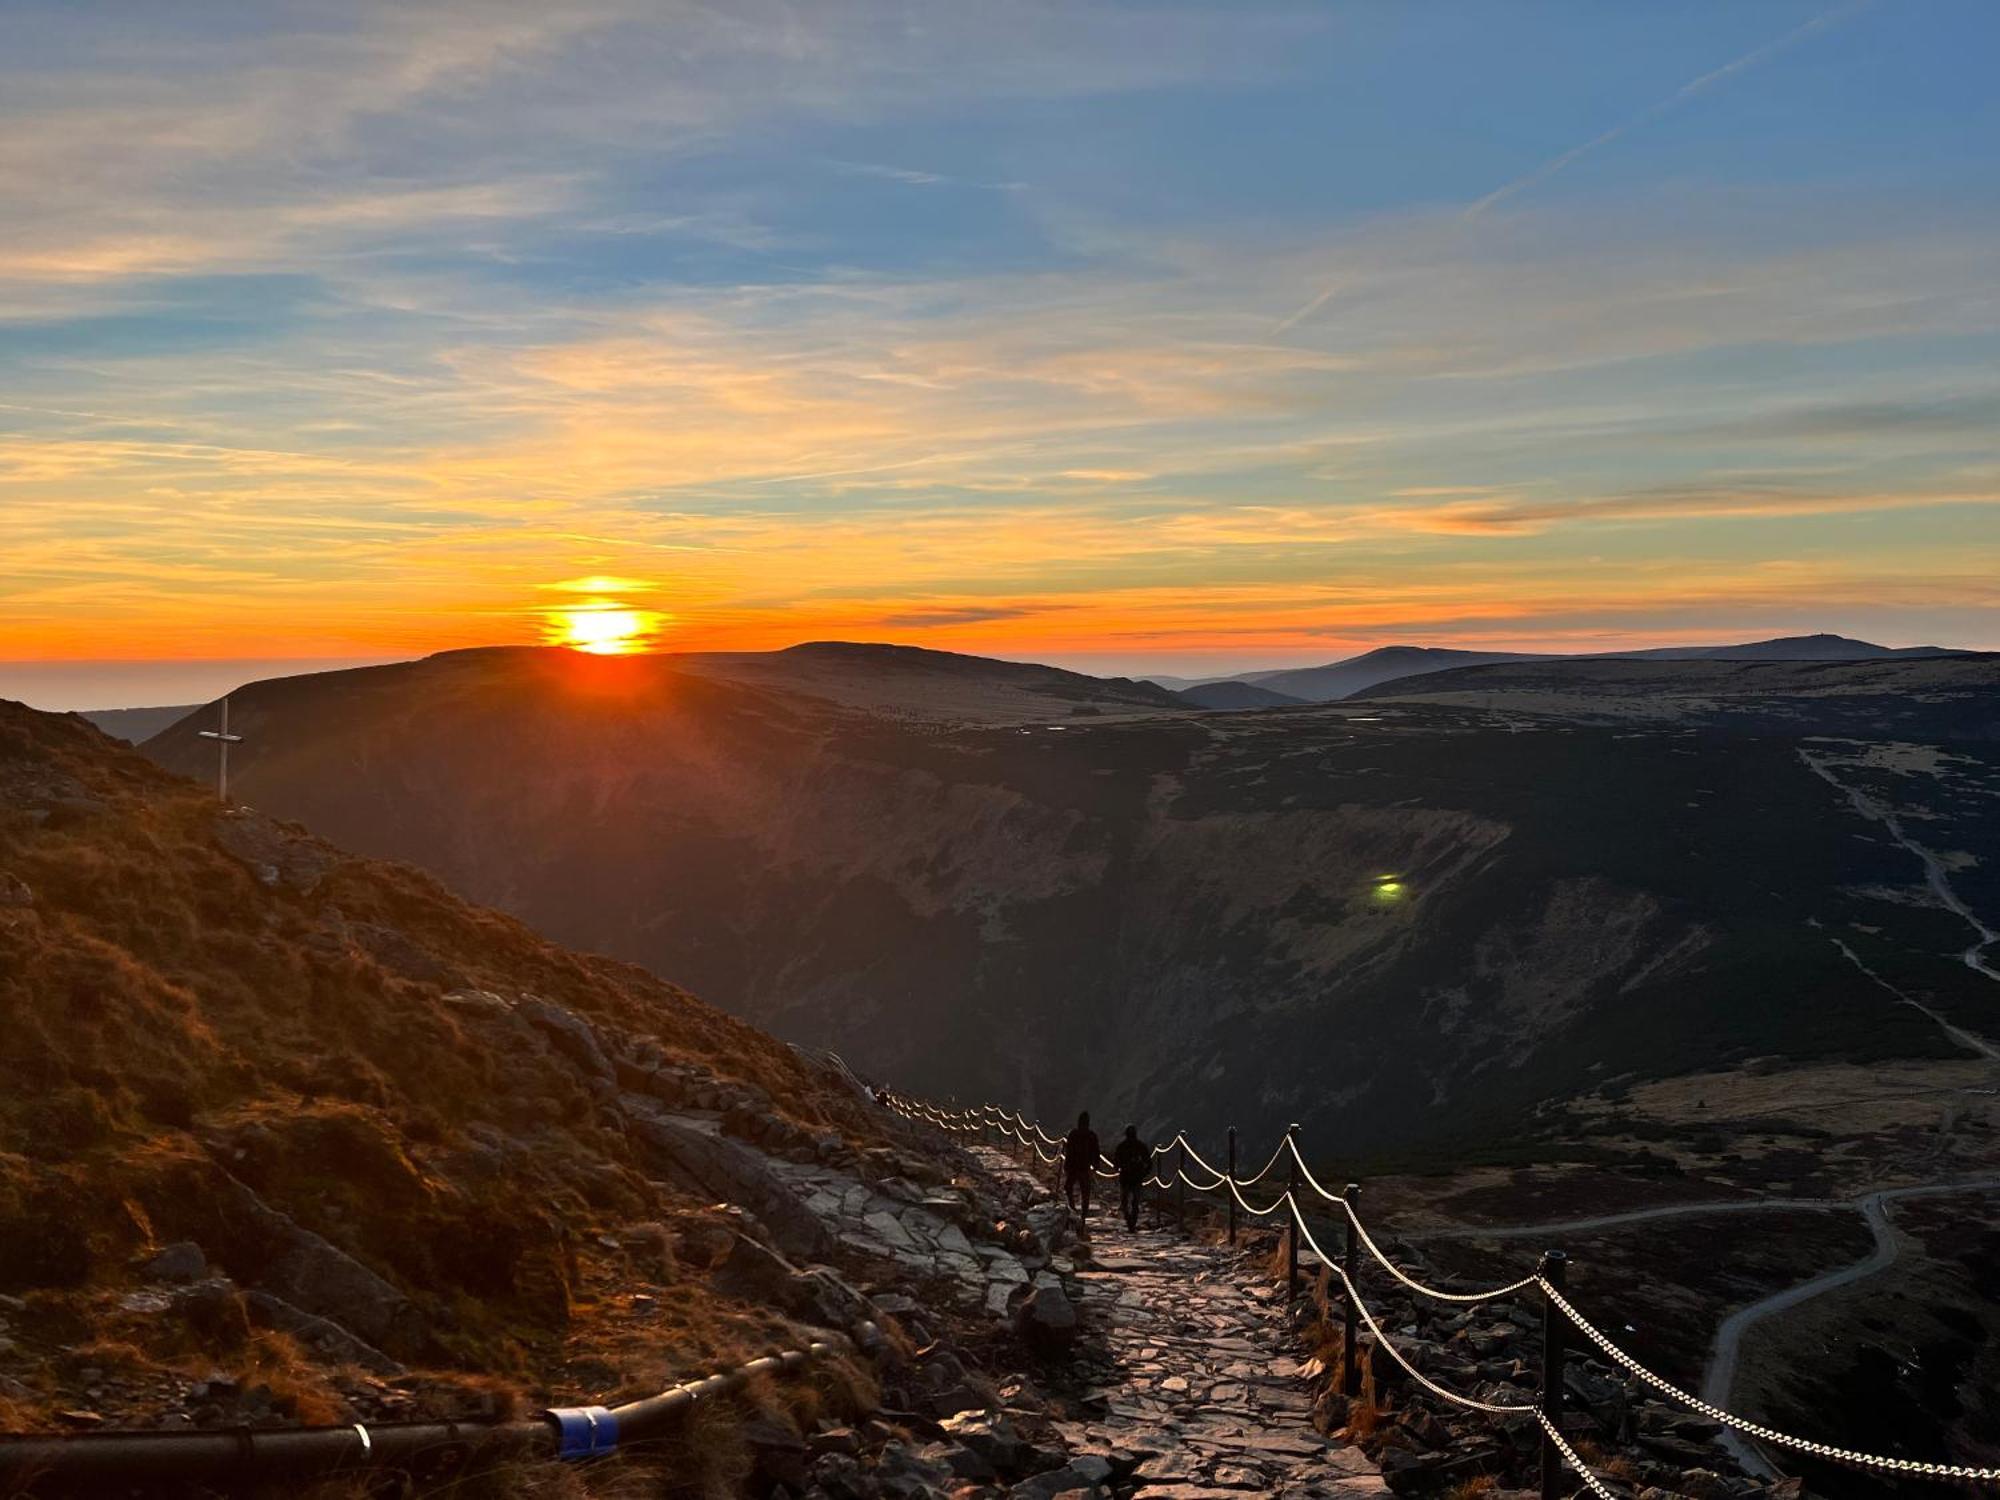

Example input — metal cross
[197,697,245,803]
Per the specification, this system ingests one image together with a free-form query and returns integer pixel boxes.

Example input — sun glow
[546,601,667,655]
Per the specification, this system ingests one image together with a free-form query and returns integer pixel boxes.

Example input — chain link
[1537,1409,1618,1500]
[1341,1198,1540,1304]
[1286,1197,1535,1416]
[1540,1277,2000,1482]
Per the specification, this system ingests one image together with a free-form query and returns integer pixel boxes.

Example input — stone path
[969,1146,1390,1499]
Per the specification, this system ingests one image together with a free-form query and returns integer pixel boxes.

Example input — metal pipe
[0,1342,837,1493]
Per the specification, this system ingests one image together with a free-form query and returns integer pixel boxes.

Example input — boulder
[938,1410,1037,1479]
[211,810,335,893]
[794,1265,873,1329]
[241,1291,404,1375]
[519,997,617,1082]
[1013,1283,1079,1352]
[1008,1455,1111,1499]
[441,988,513,1019]
[742,1414,811,1491]
[712,1233,807,1307]
[258,1226,423,1355]
[143,1242,207,1284]
[630,1112,831,1258]
[215,1181,426,1357]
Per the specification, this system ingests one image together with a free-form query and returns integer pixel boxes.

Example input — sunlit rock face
[146,643,2000,1160]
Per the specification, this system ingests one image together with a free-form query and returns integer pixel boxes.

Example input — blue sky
[3,0,1998,706]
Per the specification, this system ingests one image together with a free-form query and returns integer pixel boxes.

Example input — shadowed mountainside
[77,705,198,744]
[1170,680,1307,711]
[143,645,2000,1168]
[0,697,891,1433]
[1232,646,1546,701]
[1356,654,2000,740]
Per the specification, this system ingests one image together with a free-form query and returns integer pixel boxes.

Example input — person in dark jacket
[1113,1124,1150,1230]
[1062,1111,1101,1217]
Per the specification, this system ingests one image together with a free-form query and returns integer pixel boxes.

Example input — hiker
[1062,1111,1101,1217]
[1113,1124,1149,1230]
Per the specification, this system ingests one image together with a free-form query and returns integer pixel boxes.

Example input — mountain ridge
[141,643,1998,1164]
[1142,632,1975,704]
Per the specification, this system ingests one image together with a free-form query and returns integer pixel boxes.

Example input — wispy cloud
[1464,1,1874,219]
[3,1,1995,668]
[877,605,1053,627]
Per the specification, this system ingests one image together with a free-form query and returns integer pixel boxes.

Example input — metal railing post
[1285,1123,1301,1300]
[1539,1250,1569,1500]
[1226,1126,1238,1245]
[1176,1140,1187,1236]
[1342,1182,1361,1397]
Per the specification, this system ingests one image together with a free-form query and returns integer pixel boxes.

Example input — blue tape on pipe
[545,1405,619,1459]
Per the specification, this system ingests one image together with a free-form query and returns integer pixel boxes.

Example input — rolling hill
[1148,633,1976,705]
[1355,653,2000,739]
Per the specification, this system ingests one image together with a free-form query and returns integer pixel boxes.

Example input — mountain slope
[1239,646,1547,701]
[0,697,888,1433]
[1171,681,1306,711]
[1158,634,1974,706]
[670,640,1188,723]
[141,646,1998,1166]
[1355,654,2000,739]
[77,704,199,743]
[1618,632,1965,661]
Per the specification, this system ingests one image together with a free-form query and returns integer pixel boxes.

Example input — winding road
[1415,1178,2000,1481]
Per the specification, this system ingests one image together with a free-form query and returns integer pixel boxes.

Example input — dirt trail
[1801,749,2000,986]
[1702,1178,2000,1479]
[1411,1197,1846,1242]
[1417,1178,2000,1482]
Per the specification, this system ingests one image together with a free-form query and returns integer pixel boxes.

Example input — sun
[546,602,666,655]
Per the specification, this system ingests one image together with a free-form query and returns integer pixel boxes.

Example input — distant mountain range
[1147,633,1971,704]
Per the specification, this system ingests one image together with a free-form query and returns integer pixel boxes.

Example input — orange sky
[5,2,1998,703]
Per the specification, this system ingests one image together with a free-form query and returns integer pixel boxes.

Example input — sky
[4,0,2000,707]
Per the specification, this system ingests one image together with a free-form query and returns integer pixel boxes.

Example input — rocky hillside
[7,696,1269,1500]
[140,648,2000,1169]
[0,697,910,1443]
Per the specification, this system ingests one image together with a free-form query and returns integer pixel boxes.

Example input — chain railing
[883,1091,2000,1495]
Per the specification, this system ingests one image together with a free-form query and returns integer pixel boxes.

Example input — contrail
[1275,0,1871,333]
[1464,0,1873,219]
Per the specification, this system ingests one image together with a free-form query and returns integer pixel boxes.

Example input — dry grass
[1445,1476,1497,1500]
[1571,1436,1638,1482]
[1345,1388,1387,1442]
[0,701,895,1432]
